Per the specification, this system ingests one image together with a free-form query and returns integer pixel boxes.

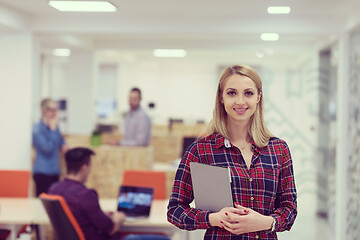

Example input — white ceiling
[1,0,360,55]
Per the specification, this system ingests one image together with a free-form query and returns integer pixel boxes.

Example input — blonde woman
[32,98,68,196]
[167,65,297,239]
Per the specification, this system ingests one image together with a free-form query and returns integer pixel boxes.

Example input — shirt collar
[224,138,231,148]
[251,141,261,155]
[215,133,261,154]
[130,106,141,112]
[214,133,227,149]
[40,119,50,130]
[64,177,85,186]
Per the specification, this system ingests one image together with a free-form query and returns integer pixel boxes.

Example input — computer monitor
[181,136,197,157]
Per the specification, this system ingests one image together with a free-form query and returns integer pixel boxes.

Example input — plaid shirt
[167,133,297,240]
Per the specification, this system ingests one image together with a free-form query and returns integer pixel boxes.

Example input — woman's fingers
[234,202,250,214]
[221,220,243,235]
[220,205,249,225]
[227,206,248,216]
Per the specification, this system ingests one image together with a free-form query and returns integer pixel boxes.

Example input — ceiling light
[260,33,279,41]
[52,48,71,57]
[49,1,116,12]
[153,49,187,58]
[267,6,291,14]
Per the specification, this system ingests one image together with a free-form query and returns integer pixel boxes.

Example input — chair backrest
[0,170,30,197]
[122,170,166,200]
[0,229,10,240]
[39,193,85,240]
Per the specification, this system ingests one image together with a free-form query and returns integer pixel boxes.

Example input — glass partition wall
[318,26,360,240]
[346,26,360,240]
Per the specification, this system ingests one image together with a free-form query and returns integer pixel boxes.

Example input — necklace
[240,145,246,150]
[234,139,251,151]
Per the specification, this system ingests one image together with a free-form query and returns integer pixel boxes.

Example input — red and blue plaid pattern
[167,133,297,239]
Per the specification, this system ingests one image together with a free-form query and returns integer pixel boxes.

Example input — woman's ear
[257,92,262,103]
[220,93,224,104]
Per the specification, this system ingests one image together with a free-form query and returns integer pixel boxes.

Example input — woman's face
[221,74,261,125]
[44,102,58,119]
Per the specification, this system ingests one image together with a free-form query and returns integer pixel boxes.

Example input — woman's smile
[233,107,248,114]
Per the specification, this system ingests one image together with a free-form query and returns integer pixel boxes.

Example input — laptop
[117,185,154,220]
[190,162,234,212]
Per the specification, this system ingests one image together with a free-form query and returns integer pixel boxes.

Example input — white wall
[46,49,320,130]
[115,58,217,124]
[0,32,38,170]
[66,50,96,134]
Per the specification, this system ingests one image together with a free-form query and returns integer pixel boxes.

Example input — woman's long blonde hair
[207,65,273,148]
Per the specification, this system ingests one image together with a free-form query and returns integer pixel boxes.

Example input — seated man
[49,147,125,240]
[49,147,169,240]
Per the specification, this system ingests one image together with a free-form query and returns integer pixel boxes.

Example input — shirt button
[255,235,259,239]
[249,178,253,182]
[250,197,254,201]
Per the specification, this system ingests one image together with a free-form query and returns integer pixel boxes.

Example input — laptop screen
[117,186,154,217]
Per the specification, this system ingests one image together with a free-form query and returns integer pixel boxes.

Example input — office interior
[0,0,360,239]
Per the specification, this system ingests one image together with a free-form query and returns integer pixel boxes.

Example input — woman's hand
[209,205,249,228]
[61,144,70,154]
[219,203,274,235]
[48,116,58,130]
[43,115,58,130]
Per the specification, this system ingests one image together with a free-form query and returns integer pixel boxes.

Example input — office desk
[0,198,48,225]
[100,199,176,233]
[0,198,181,239]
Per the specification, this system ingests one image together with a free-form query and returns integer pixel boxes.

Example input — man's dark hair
[130,87,142,98]
[65,147,95,174]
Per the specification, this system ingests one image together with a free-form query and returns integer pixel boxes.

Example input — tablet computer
[190,162,234,212]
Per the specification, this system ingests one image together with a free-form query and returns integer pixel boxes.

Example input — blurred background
[0,0,359,239]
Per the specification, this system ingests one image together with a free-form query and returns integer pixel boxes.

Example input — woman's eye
[227,91,236,96]
[245,91,254,96]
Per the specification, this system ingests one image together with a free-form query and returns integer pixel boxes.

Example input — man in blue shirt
[121,88,151,146]
[32,98,68,196]
[110,88,151,146]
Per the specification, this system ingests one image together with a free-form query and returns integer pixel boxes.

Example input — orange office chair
[39,193,86,240]
[0,170,31,240]
[122,170,167,200]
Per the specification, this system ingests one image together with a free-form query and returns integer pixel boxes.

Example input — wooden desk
[0,198,180,239]
[0,198,48,225]
[100,199,177,235]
